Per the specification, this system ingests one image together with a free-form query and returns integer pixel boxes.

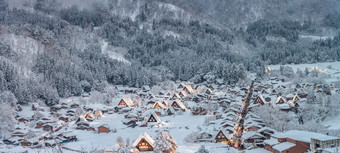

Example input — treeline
[0,1,251,106]
[244,19,340,64]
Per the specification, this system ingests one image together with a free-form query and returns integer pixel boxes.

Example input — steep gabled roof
[119,97,134,107]
[153,101,165,109]
[183,85,194,93]
[276,96,287,104]
[132,132,155,148]
[147,112,161,123]
[171,99,186,110]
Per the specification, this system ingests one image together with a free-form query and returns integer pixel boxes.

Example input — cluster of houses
[264,130,340,153]
[2,76,340,152]
[3,103,78,148]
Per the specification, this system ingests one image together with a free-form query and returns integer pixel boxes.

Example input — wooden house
[132,133,155,152]
[142,85,150,92]
[271,89,278,95]
[183,85,194,94]
[22,139,38,147]
[261,89,269,94]
[171,100,186,111]
[246,124,262,132]
[296,83,301,88]
[177,83,185,89]
[162,100,169,107]
[241,132,266,144]
[146,113,161,124]
[43,124,53,132]
[172,93,181,100]
[166,107,175,116]
[215,79,224,86]
[293,94,300,102]
[84,112,95,121]
[153,101,165,109]
[208,85,217,90]
[276,96,286,104]
[18,117,29,123]
[258,127,275,139]
[98,125,110,134]
[205,88,213,95]
[93,109,103,119]
[70,103,79,109]
[253,95,265,105]
[11,131,26,137]
[59,116,69,122]
[35,121,45,129]
[179,91,187,97]
[118,97,134,107]
[215,130,229,144]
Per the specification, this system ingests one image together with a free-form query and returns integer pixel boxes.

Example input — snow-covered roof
[147,112,161,123]
[286,93,295,98]
[171,99,186,110]
[242,132,265,140]
[277,103,291,109]
[132,132,155,148]
[142,85,150,91]
[257,127,276,133]
[273,130,339,143]
[215,79,224,84]
[179,91,187,97]
[153,101,165,109]
[183,85,194,93]
[263,138,279,146]
[276,96,287,104]
[121,97,134,107]
[272,142,296,151]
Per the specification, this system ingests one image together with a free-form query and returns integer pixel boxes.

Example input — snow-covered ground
[269,61,340,83]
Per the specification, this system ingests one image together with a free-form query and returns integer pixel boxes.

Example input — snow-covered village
[1,61,340,153]
[1,0,340,153]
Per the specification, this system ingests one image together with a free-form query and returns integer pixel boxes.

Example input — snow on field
[268,61,340,83]
[100,40,130,64]
[322,114,340,130]
[61,111,223,152]
[298,35,333,41]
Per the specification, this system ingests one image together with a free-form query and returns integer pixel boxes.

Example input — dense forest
[0,0,339,106]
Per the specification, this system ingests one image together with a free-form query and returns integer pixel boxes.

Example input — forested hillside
[0,0,340,106]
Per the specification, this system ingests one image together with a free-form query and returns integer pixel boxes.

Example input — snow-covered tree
[0,100,16,139]
[195,145,209,153]
[89,90,105,104]
[253,105,292,132]
[32,110,45,121]
[154,130,177,153]
[184,132,200,143]
[116,136,125,148]
[26,130,36,139]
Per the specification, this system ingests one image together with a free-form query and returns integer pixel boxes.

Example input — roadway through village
[232,79,255,150]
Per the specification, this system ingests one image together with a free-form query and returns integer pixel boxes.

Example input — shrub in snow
[184,132,200,143]
[196,145,209,153]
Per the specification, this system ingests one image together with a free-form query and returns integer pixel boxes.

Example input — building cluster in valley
[1,76,340,153]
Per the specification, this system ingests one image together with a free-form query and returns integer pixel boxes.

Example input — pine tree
[153,130,177,153]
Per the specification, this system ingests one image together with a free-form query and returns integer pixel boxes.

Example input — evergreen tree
[153,130,177,153]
